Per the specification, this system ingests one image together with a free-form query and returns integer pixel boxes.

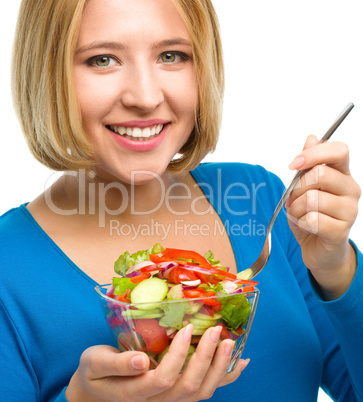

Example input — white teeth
[133,127,142,137]
[110,124,164,139]
[142,127,151,138]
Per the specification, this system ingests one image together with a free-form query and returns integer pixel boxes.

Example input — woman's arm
[286,134,361,300]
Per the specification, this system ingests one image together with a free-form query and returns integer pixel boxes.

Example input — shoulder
[191,162,285,203]
[192,162,281,183]
[0,204,34,236]
[0,204,42,265]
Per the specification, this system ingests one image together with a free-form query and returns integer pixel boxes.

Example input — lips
[107,122,169,152]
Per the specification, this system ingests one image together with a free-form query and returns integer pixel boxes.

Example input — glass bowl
[95,284,259,373]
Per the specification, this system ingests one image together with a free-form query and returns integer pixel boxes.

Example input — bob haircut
[12,0,224,174]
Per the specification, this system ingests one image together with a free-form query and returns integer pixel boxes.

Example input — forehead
[78,0,191,47]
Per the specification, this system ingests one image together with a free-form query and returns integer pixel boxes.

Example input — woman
[1,0,362,401]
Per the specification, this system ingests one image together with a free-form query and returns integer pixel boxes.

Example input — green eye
[95,57,112,67]
[160,53,178,63]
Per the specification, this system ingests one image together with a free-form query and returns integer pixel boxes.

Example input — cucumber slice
[185,301,203,315]
[189,317,216,328]
[122,308,164,319]
[131,278,168,310]
[194,312,222,321]
[192,326,209,336]
[236,268,253,280]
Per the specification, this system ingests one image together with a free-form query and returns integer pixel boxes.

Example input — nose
[120,65,164,112]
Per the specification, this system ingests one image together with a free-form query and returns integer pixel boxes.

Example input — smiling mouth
[107,124,164,141]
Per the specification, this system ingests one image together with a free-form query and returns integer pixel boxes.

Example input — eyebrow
[151,38,192,49]
[76,38,191,55]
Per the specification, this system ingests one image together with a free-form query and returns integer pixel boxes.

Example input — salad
[103,243,258,368]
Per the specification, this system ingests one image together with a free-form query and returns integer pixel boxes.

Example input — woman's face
[73,0,198,184]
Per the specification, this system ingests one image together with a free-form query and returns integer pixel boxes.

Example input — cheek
[73,70,118,122]
[166,70,199,120]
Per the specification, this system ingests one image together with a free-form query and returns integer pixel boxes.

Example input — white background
[1,1,362,400]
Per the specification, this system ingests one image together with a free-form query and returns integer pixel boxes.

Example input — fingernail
[224,340,235,357]
[183,324,193,341]
[288,156,305,170]
[131,355,147,370]
[210,326,222,343]
[285,195,291,208]
[240,358,250,371]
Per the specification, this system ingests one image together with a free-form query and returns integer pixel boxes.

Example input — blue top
[0,163,362,401]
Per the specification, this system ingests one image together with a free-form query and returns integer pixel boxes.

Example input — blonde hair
[12,0,224,174]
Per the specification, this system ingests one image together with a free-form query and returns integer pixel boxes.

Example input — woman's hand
[65,324,249,402]
[286,135,361,300]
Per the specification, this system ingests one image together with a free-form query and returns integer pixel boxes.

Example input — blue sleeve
[310,241,363,401]
[287,228,363,401]
[0,297,40,401]
[54,388,68,402]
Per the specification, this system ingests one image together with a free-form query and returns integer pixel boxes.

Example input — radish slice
[180,279,201,286]
[221,280,238,294]
[125,261,155,276]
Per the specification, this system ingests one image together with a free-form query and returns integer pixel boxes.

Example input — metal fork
[238,102,354,280]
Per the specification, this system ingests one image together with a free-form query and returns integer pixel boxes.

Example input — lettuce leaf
[112,277,137,295]
[159,301,189,329]
[203,250,220,266]
[219,294,252,329]
[114,243,164,276]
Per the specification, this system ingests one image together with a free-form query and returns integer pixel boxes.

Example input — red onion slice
[125,261,155,276]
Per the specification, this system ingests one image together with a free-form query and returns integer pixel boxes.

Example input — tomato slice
[167,267,198,284]
[217,323,230,340]
[194,271,221,285]
[134,319,169,354]
[140,265,162,273]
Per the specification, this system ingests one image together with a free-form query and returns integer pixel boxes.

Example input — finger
[288,210,351,243]
[286,165,358,206]
[180,326,223,392]
[145,324,194,396]
[181,357,250,402]
[114,325,195,401]
[288,141,350,174]
[219,358,250,387]
[302,134,320,151]
[195,339,242,400]
[155,326,222,401]
[287,190,358,224]
[80,345,150,379]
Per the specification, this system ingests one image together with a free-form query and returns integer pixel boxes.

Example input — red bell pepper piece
[161,248,214,269]
[183,288,205,298]
[130,273,151,283]
[236,279,259,286]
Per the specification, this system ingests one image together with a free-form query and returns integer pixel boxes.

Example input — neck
[46,169,188,223]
